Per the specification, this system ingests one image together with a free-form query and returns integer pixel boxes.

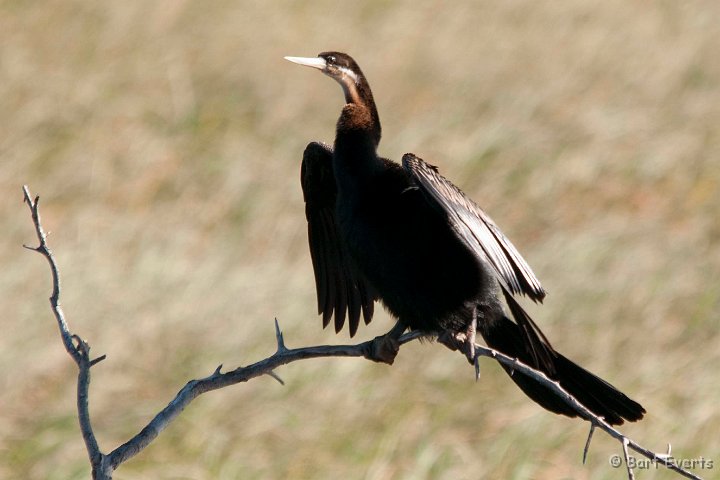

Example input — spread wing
[402,153,546,303]
[301,142,378,336]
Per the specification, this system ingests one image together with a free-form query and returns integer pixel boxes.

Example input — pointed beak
[284,56,327,71]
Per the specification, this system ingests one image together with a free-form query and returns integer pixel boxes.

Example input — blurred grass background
[1,1,719,479]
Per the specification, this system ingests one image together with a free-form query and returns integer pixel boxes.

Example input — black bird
[285,52,645,425]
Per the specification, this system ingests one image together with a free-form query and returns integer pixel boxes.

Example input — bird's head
[284,52,365,105]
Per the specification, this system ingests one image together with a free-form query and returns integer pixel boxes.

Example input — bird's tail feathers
[478,299,645,425]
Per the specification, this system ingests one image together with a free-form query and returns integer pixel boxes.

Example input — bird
[285,51,645,425]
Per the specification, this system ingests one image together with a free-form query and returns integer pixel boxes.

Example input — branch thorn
[267,370,285,385]
[582,423,596,464]
[274,318,287,353]
[657,443,673,460]
[90,355,107,367]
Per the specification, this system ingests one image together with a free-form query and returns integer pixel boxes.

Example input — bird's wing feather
[301,142,377,336]
[402,153,546,302]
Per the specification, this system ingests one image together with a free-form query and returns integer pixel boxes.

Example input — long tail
[478,290,645,425]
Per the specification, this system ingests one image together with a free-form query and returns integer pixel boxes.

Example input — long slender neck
[331,67,384,197]
[352,80,381,147]
[336,71,381,147]
[333,103,384,196]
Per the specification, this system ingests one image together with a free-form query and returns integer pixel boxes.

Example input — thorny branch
[22,186,702,480]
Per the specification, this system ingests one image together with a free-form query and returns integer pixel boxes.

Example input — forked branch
[22,186,701,480]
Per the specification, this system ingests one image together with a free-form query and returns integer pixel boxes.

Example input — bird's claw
[437,330,466,352]
[364,333,400,365]
[438,329,480,379]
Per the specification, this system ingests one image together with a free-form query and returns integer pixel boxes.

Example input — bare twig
[22,187,78,363]
[22,186,108,478]
[23,185,701,480]
[478,346,702,479]
[622,438,636,480]
[106,323,424,470]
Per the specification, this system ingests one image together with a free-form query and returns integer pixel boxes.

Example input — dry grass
[1,1,719,479]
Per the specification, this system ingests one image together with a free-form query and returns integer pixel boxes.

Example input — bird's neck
[333,103,384,193]
[338,75,381,147]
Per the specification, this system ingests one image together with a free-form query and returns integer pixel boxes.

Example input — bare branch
[22,186,79,363]
[107,326,424,469]
[23,185,701,480]
[478,345,702,480]
[22,186,107,478]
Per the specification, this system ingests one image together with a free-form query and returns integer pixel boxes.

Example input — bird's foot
[437,330,468,353]
[465,324,480,380]
[438,327,480,380]
[363,333,400,365]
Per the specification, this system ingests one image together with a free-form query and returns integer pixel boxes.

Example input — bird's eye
[328,56,336,64]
